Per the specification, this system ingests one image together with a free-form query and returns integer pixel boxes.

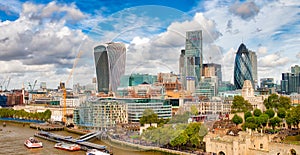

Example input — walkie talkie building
[234,43,254,89]
[94,42,126,93]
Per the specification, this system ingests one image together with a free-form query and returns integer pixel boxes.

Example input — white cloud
[0,2,94,89]
[259,52,290,67]
[257,46,268,55]
[131,37,150,45]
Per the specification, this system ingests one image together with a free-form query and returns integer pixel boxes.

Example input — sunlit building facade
[94,42,126,93]
[73,98,128,130]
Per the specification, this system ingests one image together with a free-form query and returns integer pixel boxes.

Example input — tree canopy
[139,109,159,126]
[190,105,198,116]
[232,114,243,125]
[253,109,262,117]
[231,96,253,113]
[265,109,275,118]
[263,94,291,110]
[244,111,252,121]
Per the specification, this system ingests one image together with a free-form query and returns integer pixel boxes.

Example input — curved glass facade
[234,43,254,89]
[94,42,126,93]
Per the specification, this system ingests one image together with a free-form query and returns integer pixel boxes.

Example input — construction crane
[4,77,11,91]
[62,51,83,124]
[28,80,37,92]
[0,79,6,91]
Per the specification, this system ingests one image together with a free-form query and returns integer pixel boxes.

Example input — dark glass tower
[94,42,126,93]
[234,43,254,89]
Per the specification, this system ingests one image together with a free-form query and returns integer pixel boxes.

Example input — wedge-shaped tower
[94,42,126,93]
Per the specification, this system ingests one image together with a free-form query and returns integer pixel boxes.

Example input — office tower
[234,43,254,89]
[182,30,203,91]
[291,65,300,74]
[260,78,275,88]
[281,72,300,94]
[195,76,218,100]
[179,49,185,77]
[202,63,222,85]
[249,51,258,88]
[94,42,126,93]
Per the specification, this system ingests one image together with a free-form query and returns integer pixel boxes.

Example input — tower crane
[4,77,11,91]
[62,51,83,124]
[28,80,37,92]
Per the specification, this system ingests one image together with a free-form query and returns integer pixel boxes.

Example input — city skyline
[0,0,299,89]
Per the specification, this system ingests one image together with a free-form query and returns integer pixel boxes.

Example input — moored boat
[86,149,110,155]
[24,137,43,148]
[54,142,81,151]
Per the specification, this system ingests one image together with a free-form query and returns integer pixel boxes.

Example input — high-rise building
[291,65,300,74]
[195,76,218,100]
[202,63,222,85]
[260,78,275,88]
[94,42,126,93]
[249,51,258,88]
[234,43,254,89]
[181,30,203,92]
[179,49,185,76]
[281,72,300,94]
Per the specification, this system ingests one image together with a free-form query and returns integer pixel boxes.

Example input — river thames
[0,122,173,155]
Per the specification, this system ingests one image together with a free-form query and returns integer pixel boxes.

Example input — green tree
[264,94,291,110]
[277,108,286,119]
[285,106,300,129]
[265,109,275,118]
[232,114,243,125]
[184,122,207,148]
[231,96,253,113]
[244,111,252,121]
[139,109,159,126]
[264,94,279,109]
[168,111,191,124]
[191,105,198,116]
[253,109,262,117]
[243,116,258,130]
[170,131,188,150]
[269,117,282,129]
[258,114,269,128]
[278,96,291,110]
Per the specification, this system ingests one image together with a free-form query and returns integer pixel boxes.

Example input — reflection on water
[0,122,171,155]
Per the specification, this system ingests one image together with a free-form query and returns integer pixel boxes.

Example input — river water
[0,122,172,155]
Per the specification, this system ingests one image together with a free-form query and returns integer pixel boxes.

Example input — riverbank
[106,135,196,155]
[0,117,45,123]
[0,120,198,155]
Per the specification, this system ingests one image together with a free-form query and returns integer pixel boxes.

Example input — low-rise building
[180,97,231,116]
[204,129,300,155]
[74,98,128,131]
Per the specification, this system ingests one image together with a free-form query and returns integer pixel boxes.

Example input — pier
[34,131,110,153]
[30,123,64,131]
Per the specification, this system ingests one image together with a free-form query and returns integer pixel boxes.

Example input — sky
[0,0,299,90]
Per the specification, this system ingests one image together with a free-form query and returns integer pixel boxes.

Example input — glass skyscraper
[94,42,126,93]
[181,30,203,90]
[234,43,254,89]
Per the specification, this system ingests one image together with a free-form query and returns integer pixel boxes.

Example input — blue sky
[0,0,299,89]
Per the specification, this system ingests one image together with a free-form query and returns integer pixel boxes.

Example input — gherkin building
[234,43,254,89]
